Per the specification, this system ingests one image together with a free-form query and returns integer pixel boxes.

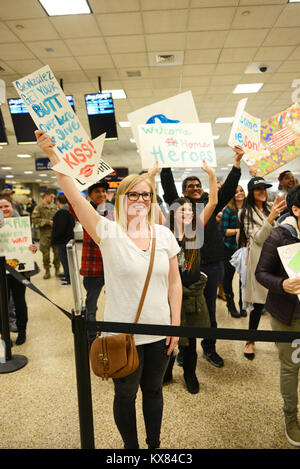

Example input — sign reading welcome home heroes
[138,122,216,168]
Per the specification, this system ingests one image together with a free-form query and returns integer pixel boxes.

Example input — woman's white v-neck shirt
[97,218,180,345]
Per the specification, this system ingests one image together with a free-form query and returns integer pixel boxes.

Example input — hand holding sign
[282,277,300,295]
[13,65,113,191]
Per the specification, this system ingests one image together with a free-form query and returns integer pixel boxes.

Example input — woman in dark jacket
[163,162,217,394]
[255,185,300,447]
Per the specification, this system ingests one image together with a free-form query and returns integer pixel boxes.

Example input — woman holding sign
[0,196,37,345]
[35,129,182,450]
[255,185,300,447]
[163,162,217,394]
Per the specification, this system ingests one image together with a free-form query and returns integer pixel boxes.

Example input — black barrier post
[67,241,95,450]
[71,308,95,449]
[0,256,28,373]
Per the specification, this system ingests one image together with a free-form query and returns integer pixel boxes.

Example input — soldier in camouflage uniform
[32,189,60,279]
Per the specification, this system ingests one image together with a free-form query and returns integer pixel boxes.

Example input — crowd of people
[1,128,300,448]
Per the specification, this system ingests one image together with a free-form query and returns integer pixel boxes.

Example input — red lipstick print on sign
[79,164,95,178]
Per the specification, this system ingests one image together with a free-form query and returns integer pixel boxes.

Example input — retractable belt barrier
[6,263,300,344]
[4,260,300,451]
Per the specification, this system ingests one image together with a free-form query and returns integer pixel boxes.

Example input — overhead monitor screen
[84,93,118,141]
[7,97,37,144]
[0,108,8,145]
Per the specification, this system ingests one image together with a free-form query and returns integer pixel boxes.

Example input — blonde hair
[114,174,156,231]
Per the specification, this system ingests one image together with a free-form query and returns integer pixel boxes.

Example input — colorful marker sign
[247,103,300,176]
[138,122,216,168]
[13,65,113,190]
[128,91,199,152]
[0,216,34,272]
[229,98,261,164]
[278,242,300,300]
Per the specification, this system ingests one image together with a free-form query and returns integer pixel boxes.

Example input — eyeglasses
[127,191,153,201]
[186,183,201,189]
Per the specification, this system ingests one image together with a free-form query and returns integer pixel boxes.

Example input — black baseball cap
[247,177,272,192]
[88,181,109,195]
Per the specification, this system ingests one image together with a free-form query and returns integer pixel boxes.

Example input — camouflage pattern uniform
[32,202,60,276]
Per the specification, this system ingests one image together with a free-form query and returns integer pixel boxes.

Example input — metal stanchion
[67,240,95,450]
[0,256,28,374]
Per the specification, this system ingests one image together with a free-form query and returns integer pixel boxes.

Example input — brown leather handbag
[90,232,156,380]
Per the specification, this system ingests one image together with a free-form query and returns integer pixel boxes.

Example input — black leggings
[112,339,169,449]
[248,303,264,331]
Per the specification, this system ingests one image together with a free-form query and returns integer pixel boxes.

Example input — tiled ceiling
[0,0,300,188]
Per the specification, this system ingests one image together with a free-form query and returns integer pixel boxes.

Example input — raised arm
[200,161,217,227]
[142,162,166,225]
[217,146,243,211]
[35,130,102,244]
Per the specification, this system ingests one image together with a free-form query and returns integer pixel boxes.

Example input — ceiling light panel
[38,0,91,16]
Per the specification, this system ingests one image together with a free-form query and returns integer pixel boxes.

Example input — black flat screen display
[0,108,8,145]
[7,97,37,144]
[84,93,118,140]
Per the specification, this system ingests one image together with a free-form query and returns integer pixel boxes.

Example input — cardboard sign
[13,65,113,191]
[0,216,34,272]
[248,103,300,176]
[228,98,248,146]
[138,122,216,168]
[228,98,261,164]
[278,242,300,300]
[128,91,199,151]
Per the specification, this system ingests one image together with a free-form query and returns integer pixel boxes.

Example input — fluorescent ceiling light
[119,121,131,127]
[39,174,47,177]
[17,154,31,158]
[24,171,33,174]
[215,117,235,124]
[213,135,220,140]
[288,1,300,3]
[233,83,264,94]
[38,0,91,16]
[103,89,126,99]
[130,138,136,143]
[2,166,12,170]
[6,175,14,178]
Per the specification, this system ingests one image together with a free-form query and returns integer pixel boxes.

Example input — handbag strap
[134,226,156,324]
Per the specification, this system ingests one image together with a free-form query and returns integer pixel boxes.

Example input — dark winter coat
[255,216,300,326]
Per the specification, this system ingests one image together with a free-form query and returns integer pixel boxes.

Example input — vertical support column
[67,240,95,449]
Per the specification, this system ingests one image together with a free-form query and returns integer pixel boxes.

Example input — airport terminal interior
[1,0,300,450]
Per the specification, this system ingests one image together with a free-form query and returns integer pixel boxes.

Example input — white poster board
[278,242,300,300]
[228,98,261,164]
[13,65,113,191]
[0,216,34,272]
[138,122,216,168]
[128,91,199,150]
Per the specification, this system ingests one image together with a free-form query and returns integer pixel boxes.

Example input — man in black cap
[69,180,113,344]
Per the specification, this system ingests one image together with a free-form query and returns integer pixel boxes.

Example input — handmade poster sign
[278,242,300,300]
[248,103,300,176]
[13,65,113,191]
[128,91,199,151]
[228,98,261,164]
[228,98,248,147]
[138,122,216,168]
[0,216,34,272]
